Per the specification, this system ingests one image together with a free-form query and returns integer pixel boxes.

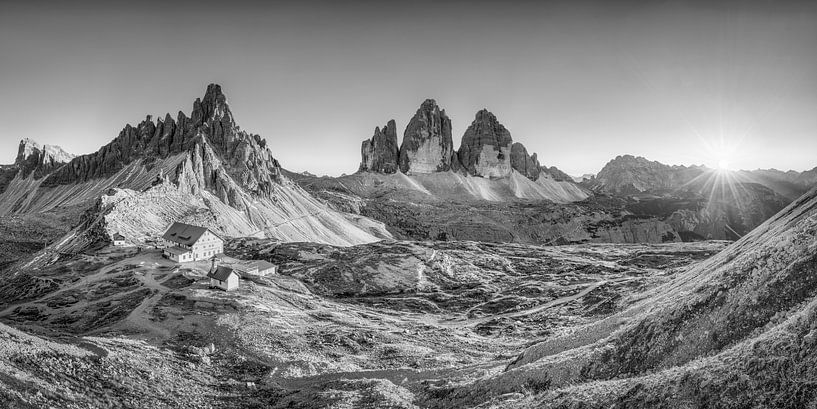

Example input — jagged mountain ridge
[591,154,815,199]
[359,99,573,188]
[0,84,391,249]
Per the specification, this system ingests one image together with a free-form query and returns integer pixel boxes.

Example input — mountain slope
[0,85,391,249]
[424,186,817,407]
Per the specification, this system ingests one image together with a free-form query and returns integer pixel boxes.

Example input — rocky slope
[421,186,817,408]
[0,232,725,408]
[0,84,391,250]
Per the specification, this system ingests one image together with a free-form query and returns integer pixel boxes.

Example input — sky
[1,0,815,176]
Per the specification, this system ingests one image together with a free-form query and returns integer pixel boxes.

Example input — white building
[207,266,239,291]
[233,260,277,277]
[161,222,223,263]
[112,232,127,247]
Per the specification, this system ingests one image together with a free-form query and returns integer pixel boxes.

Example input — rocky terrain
[419,187,817,408]
[1,184,815,407]
[0,229,727,407]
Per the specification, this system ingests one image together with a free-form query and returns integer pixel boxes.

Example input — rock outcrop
[457,110,513,178]
[509,142,540,181]
[398,99,455,174]
[359,120,399,173]
[14,139,74,179]
[540,165,573,182]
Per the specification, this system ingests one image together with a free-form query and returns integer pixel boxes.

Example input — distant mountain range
[588,154,817,200]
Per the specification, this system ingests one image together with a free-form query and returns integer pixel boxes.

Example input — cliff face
[14,139,74,179]
[510,142,541,181]
[398,99,455,174]
[457,110,513,178]
[359,120,399,173]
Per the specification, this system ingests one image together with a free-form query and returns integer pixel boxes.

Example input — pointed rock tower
[398,99,455,174]
[457,109,514,178]
[359,120,399,173]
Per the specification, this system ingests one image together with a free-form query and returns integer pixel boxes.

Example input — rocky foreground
[0,234,726,408]
[1,186,816,407]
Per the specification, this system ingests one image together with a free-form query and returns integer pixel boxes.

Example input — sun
[717,159,730,171]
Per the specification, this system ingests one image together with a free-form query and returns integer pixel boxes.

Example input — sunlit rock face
[458,109,513,178]
[14,138,74,179]
[359,120,399,173]
[398,99,454,174]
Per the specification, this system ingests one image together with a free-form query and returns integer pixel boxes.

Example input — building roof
[162,222,211,246]
[207,266,238,281]
[112,232,125,240]
[164,246,191,256]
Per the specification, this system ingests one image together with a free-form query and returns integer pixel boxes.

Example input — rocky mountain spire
[457,109,513,178]
[510,142,541,181]
[192,84,234,126]
[398,99,455,174]
[39,84,281,192]
[360,120,399,173]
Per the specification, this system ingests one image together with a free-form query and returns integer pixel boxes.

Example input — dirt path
[108,267,178,339]
[0,251,182,341]
[275,359,506,390]
[437,280,608,328]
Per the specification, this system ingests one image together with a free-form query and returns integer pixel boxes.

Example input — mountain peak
[14,138,74,178]
[458,109,514,178]
[399,99,454,174]
[359,119,399,173]
[15,138,41,165]
[192,83,233,125]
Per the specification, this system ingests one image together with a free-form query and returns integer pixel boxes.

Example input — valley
[0,237,727,408]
